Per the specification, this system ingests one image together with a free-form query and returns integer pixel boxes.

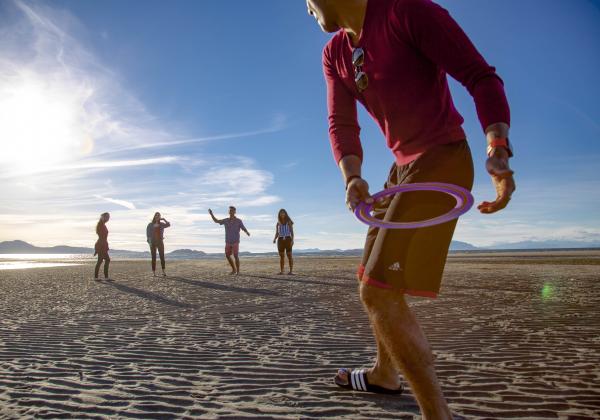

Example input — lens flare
[541,283,555,300]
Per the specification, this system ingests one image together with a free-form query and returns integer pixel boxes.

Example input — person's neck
[338,0,368,45]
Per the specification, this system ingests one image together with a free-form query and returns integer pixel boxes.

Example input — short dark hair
[229,206,236,211]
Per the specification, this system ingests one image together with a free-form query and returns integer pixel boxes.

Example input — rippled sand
[0,253,599,419]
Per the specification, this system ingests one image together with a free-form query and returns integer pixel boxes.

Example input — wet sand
[0,253,599,419]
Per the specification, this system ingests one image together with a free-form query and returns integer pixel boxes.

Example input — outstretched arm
[208,209,220,224]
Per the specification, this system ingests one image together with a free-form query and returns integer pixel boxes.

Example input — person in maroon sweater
[308,0,515,417]
[94,212,111,280]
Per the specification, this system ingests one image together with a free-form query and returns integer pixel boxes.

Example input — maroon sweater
[323,0,510,165]
[95,223,109,255]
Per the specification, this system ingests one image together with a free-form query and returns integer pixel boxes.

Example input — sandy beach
[1,252,599,419]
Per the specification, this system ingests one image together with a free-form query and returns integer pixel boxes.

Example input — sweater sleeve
[393,0,510,130]
[322,43,363,163]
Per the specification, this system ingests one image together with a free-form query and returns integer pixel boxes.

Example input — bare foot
[335,368,401,390]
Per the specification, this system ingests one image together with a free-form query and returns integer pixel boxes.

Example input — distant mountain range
[482,240,600,250]
[0,239,598,258]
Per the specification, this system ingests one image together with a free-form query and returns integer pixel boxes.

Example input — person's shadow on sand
[169,276,282,297]
[242,274,342,287]
[321,381,424,418]
[99,280,194,309]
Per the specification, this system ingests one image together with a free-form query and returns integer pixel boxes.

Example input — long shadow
[446,284,533,293]
[324,384,422,415]
[242,274,346,287]
[169,276,281,297]
[100,280,194,309]
[294,272,358,282]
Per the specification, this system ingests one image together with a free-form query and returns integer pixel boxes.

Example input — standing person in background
[273,209,295,275]
[307,0,515,418]
[146,212,171,277]
[94,212,111,281]
[209,206,250,275]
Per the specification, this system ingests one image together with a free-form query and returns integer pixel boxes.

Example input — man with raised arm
[209,206,250,275]
[306,0,515,418]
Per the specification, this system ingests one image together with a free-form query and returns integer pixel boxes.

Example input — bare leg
[234,254,240,274]
[226,255,236,274]
[336,304,401,390]
[158,240,166,271]
[150,243,157,273]
[286,251,293,274]
[103,256,110,279]
[279,253,285,274]
[360,283,452,420]
[94,255,102,278]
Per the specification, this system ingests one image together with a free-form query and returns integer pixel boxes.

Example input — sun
[0,74,93,174]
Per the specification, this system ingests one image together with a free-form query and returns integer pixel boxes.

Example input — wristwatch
[487,137,513,158]
[345,175,362,190]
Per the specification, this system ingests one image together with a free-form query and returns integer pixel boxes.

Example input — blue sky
[0,0,598,252]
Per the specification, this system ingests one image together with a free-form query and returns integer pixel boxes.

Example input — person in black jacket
[146,212,171,277]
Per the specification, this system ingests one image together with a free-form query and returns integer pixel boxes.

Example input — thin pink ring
[354,182,474,229]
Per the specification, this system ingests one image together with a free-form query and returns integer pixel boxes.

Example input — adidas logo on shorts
[388,261,402,271]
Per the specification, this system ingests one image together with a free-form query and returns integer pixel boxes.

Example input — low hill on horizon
[0,239,477,257]
[1,239,598,258]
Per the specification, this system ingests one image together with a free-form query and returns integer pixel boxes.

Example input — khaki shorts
[359,140,474,298]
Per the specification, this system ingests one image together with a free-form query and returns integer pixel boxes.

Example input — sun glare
[0,74,94,174]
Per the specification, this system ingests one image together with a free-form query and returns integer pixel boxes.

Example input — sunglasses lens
[352,48,365,67]
[355,71,368,92]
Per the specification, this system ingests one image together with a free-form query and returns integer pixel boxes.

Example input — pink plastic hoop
[354,182,474,229]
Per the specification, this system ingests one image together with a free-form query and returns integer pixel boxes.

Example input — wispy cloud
[93,116,287,157]
[94,195,136,210]
[1,156,181,178]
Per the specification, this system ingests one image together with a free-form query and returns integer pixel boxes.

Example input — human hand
[346,177,373,211]
[478,148,516,214]
[247,231,251,236]
[273,239,276,244]
[208,208,213,214]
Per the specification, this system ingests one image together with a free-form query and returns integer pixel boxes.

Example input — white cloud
[198,166,273,196]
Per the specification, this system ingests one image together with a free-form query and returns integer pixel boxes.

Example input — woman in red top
[94,212,111,280]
